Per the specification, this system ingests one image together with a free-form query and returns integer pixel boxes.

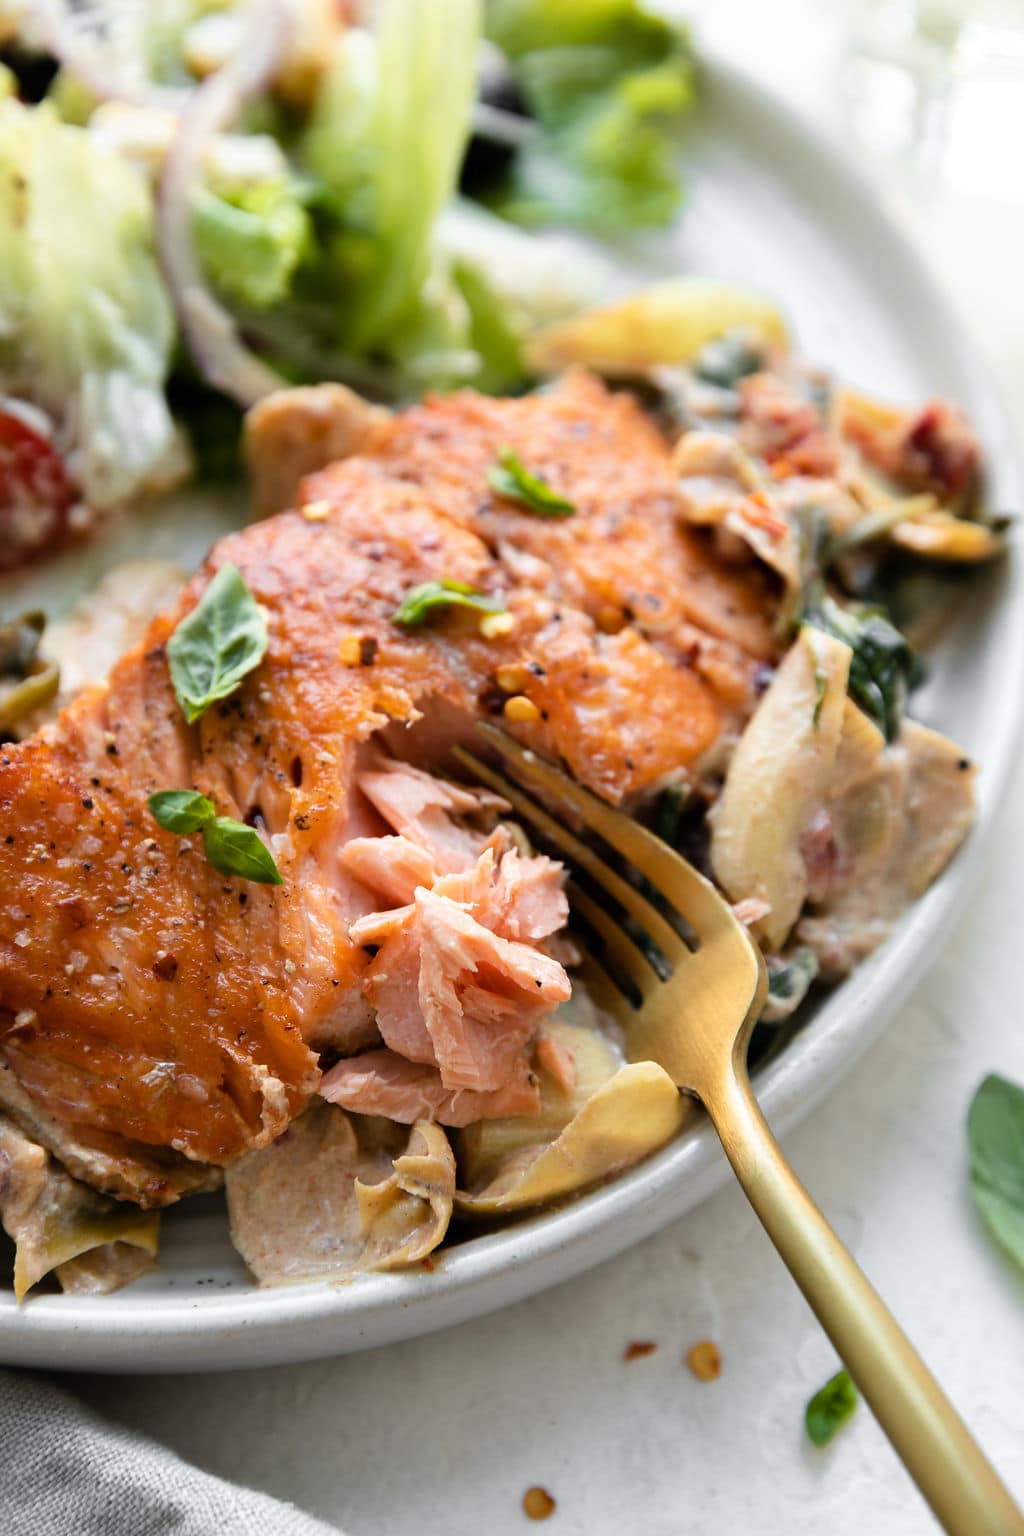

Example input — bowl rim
[2,49,1022,1372]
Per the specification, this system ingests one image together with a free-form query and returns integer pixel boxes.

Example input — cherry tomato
[0,408,76,572]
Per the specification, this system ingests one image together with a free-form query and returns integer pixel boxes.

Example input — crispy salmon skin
[0,373,779,1196]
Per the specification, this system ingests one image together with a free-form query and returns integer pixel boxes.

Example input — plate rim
[2,49,1022,1372]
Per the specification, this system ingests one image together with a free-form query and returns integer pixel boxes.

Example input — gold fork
[454,724,1023,1536]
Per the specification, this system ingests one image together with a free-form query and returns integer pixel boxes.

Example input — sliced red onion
[155,0,294,407]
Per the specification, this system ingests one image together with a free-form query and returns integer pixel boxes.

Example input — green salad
[0,0,696,568]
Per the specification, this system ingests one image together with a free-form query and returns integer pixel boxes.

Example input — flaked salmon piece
[320,1049,541,1127]
[339,834,437,908]
[535,1031,577,1096]
[348,841,569,1109]
[356,756,507,873]
[416,887,569,1091]
[348,903,414,948]
[350,885,570,1096]
[433,847,568,943]
[364,920,436,1066]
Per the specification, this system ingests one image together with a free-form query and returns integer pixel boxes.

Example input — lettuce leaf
[0,100,177,506]
[193,178,313,310]
[287,0,498,391]
[484,0,696,232]
[302,0,482,358]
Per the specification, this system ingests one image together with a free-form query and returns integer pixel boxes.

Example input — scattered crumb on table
[623,1340,658,1362]
[523,1486,557,1521]
[686,1340,722,1381]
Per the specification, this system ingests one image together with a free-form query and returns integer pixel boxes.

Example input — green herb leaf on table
[487,446,575,517]
[968,1073,1024,1271]
[148,791,282,886]
[392,580,507,628]
[167,565,269,724]
[805,1369,859,1447]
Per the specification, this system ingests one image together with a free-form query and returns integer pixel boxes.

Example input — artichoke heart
[0,1114,159,1301]
[226,1101,455,1285]
[526,278,789,377]
[710,628,852,950]
[456,1021,684,1216]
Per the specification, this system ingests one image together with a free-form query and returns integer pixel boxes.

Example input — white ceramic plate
[1,54,1021,1373]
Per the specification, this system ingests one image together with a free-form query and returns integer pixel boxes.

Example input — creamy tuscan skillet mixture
[0,293,1005,1298]
[0,0,1009,1300]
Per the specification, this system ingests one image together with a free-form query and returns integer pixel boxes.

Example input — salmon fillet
[0,372,780,1194]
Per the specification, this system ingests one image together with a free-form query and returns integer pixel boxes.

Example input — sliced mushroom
[525,279,789,377]
[709,628,852,949]
[455,1022,684,1217]
[226,1101,454,1285]
[0,1115,159,1301]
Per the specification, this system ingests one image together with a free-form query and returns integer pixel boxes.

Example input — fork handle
[701,1063,1024,1535]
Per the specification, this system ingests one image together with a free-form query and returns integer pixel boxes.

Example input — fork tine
[567,880,662,1003]
[471,724,728,931]
[452,746,690,969]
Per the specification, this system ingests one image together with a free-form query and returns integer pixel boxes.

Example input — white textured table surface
[75,5,1024,1531]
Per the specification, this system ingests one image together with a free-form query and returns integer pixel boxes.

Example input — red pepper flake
[420,1255,436,1271]
[624,1340,658,1362]
[522,1487,556,1521]
[739,493,788,541]
[686,1340,721,1381]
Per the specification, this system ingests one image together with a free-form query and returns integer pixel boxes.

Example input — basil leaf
[148,789,216,835]
[203,817,283,885]
[392,580,506,628]
[968,1073,1024,1270]
[487,446,575,518]
[803,594,917,743]
[167,564,268,724]
[805,1369,858,1447]
[149,792,282,884]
